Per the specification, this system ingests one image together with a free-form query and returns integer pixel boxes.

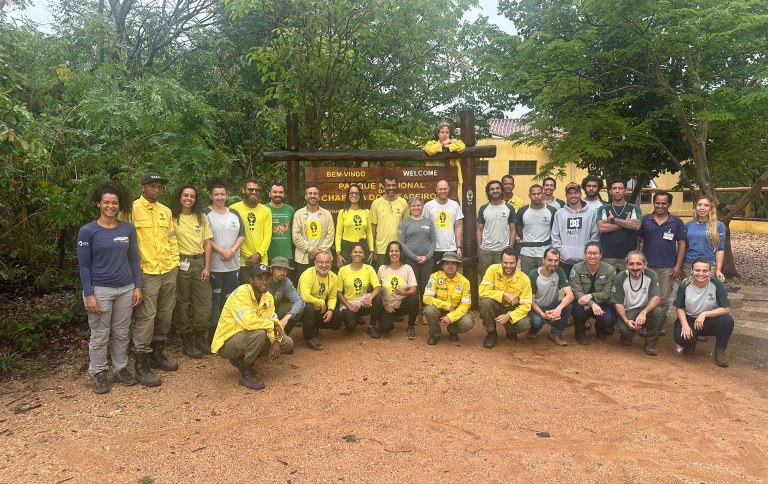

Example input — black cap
[247,264,271,278]
[139,172,169,185]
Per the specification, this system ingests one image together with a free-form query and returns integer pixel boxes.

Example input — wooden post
[459,110,479,307]
[287,113,300,208]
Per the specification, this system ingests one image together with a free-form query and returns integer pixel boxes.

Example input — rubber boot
[149,340,179,371]
[239,362,265,390]
[196,329,213,355]
[134,352,161,387]
[575,327,590,345]
[714,346,729,368]
[181,332,203,359]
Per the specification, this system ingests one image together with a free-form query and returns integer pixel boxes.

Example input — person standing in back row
[596,178,642,271]
[230,179,272,281]
[267,182,295,279]
[292,185,335,278]
[370,175,409,268]
[424,179,464,271]
[477,180,516,277]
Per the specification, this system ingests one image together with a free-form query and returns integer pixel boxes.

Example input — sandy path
[2,319,768,483]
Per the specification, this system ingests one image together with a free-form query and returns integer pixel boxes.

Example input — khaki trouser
[423,305,474,339]
[132,268,178,353]
[478,248,503,279]
[519,254,543,275]
[616,306,665,347]
[648,266,674,318]
[218,330,294,364]
[172,257,212,334]
[478,297,531,333]
[602,258,627,272]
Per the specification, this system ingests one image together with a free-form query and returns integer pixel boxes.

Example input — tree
[493,0,768,276]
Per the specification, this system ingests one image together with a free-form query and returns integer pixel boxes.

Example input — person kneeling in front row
[423,252,473,345]
[527,248,574,346]
[479,247,533,349]
[297,250,342,350]
[569,242,617,345]
[211,264,293,390]
[673,257,734,367]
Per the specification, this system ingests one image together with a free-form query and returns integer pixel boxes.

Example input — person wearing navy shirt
[77,181,143,394]
[596,178,642,271]
[639,191,687,332]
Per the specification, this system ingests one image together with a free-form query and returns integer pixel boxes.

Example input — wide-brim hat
[140,172,169,185]
[247,264,271,278]
[439,252,461,264]
[268,256,294,270]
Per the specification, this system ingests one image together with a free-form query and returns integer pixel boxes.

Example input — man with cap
[297,250,341,350]
[479,247,533,349]
[211,263,293,390]
[267,256,305,334]
[120,172,179,387]
[551,181,599,276]
[422,252,473,345]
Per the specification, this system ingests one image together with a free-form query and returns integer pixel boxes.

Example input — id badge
[180,259,191,271]
[662,230,674,241]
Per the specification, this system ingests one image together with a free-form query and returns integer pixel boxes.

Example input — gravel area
[729,232,768,286]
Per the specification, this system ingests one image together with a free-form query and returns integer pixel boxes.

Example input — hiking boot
[683,339,698,354]
[644,344,658,356]
[134,352,161,387]
[619,334,633,347]
[181,332,203,359]
[427,336,439,345]
[549,334,568,347]
[503,322,518,341]
[448,332,459,342]
[638,327,648,337]
[149,340,179,371]
[306,336,323,351]
[112,368,137,386]
[406,326,416,340]
[595,326,607,341]
[196,329,213,355]
[526,328,539,340]
[584,320,592,331]
[714,347,729,368]
[575,328,590,345]
[483,331,497,349]
[239,364,266,391]
[367,325,380,339]
[93,370,110,394]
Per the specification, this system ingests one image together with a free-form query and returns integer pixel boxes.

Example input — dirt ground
[2,315,768,483]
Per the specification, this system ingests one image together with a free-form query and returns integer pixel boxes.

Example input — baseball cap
[247,264,271,278]
[565,182,581,192]
[139,172,169,185]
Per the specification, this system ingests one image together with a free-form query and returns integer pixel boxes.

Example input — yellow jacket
[479,265,532,324]
[423,270,471,322]
[230,201,272,266]
[211,283,281,353]
[120,196,179,275]
[298,268,339,311]
[423,139,466,155]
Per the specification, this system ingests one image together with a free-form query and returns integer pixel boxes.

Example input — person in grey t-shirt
[398,196,436,296]
[477,180,516,276]
[672,258,734,367]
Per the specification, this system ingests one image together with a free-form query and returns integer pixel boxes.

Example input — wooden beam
[459,110,479,308]
[263,145,495,163]
[286,113,300,208]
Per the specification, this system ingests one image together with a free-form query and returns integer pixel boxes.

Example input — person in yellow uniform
[230,179,272,282]
[423,252,473,345]
[370,175,409,268]
[170,184,213,359]
[211,264,293,390]
[297,250,341,350]
[335,183,374,266]
[478,247,533,349]
[337,243,382,337]
[120,172,179,387]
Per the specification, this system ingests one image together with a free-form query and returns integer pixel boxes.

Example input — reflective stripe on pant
[85,284,134,375]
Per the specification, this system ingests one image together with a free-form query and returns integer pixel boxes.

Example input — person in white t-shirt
[423,179,463,272]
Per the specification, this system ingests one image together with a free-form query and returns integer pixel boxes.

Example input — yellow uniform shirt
[370,196,409,255]
[211,284,280,353]
[230,201,272,266]
[337,264,380,301]
[173,213,213,255]
[506,195,525,213]
[335,208,374,250]
[479,264,533,324]
[298,268,339,311]
[121,196,179,275]
[423,270,471,322]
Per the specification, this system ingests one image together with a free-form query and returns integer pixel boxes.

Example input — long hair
[342,183,367,211]
[694,195,720,252]
[89,180,134,218]
[170,184,205,224]
[385,241,403,266]
[433,121,453,140]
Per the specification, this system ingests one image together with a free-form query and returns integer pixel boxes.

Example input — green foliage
[0,349,41,375]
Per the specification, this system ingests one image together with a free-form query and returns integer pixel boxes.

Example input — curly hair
[170,184,205,224]
[89,180,134,217]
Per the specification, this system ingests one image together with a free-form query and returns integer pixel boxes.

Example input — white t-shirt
[378,264,417,309]
[423,198,463,251]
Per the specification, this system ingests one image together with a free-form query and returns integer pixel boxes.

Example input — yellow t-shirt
[173,213,213,255]
[336,208,374,250]
[230,201,272,265]
[370,196,409,255]
[337,264,381,301]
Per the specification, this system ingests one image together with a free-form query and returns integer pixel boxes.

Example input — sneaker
[406,326,416,340]
[305,336,324,351]
[367,325,380,339]
[93,371,110,394]
[112,368,137,387]
[683,340,698,354]
[549,334,568,347]
[483,332,497,349]
[448,333,459,342]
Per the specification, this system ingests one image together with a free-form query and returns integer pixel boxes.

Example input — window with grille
[508,160,537,175]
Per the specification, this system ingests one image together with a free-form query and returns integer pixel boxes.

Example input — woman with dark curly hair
[170,184,213,359]
[76,180,143,394]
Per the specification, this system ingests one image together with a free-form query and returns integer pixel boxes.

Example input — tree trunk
[719,218,739,279]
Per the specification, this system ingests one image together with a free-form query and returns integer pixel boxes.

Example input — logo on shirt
[353,214,363,228]
[247,212,256,230]
[567,217,583,230]
[113,236,129,244]
[389,276,401,292]
[78,240,89,247]
[318,282,326,296]
[353,277,363,294]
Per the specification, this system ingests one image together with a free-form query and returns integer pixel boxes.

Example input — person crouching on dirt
[211,264,293,390]
[673,257,734,367]
[423,251,473,345]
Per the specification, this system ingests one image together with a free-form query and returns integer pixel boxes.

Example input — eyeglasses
[246,188,260,193]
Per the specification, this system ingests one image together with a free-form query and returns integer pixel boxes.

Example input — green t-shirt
[267,203,295,261]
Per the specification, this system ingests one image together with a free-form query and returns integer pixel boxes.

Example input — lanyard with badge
[663,229,674,241]
[180,258,191,271]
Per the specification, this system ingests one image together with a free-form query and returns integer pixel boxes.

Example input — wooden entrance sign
[305,166,459,215]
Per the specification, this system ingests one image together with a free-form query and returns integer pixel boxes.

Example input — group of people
[76,167,735,394]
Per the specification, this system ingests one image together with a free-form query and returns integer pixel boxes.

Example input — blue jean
[571,301,617,332]
[529,300,572,336]
[674,314,734,350]
[210,270,239,329]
